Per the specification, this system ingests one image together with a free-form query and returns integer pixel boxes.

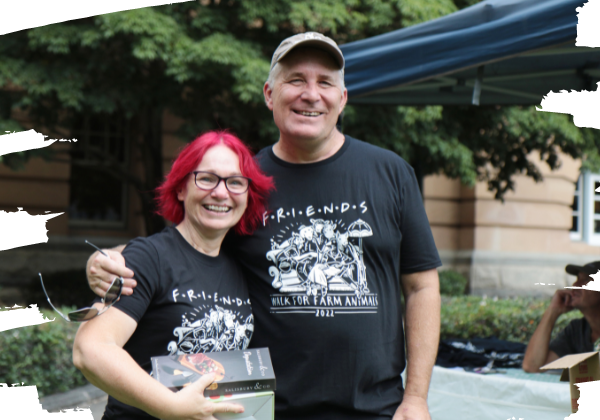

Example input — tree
[1,0,597,233]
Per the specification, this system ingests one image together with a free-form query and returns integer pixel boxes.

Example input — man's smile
[293,110,323,117]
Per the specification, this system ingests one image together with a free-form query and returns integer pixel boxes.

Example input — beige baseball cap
[270,32,345,71]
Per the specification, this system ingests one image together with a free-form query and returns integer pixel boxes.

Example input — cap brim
[277,39,344,69]
[566,264,582,275]
[566,264,597,276]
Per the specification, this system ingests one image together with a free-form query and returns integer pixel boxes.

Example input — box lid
[540,351,599,371]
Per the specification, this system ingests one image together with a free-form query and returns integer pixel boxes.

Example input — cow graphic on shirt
[266,218,372,298]
[167,306,254,354]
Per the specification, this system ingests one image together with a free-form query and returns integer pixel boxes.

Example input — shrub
[441,295,582,343]
[439,269,468,296]
[0,307,87,397]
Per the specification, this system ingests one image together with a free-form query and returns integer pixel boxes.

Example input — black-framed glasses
[191,171,251,194]
[39,240,124,322]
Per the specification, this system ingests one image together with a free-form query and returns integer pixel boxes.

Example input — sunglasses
[39,240,124,322]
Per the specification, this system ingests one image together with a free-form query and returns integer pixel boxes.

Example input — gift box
[210,391,274,420]
[151,348,276,397]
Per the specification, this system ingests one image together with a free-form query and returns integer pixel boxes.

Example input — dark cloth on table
[436,337,526,368]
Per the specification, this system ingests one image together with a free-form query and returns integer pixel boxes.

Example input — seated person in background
[522,261,600,373]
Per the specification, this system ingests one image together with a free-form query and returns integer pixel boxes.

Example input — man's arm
[394,268,441,420]
[86,245,136,297]
[522,290,572,372]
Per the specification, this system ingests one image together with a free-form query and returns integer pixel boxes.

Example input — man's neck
[273,129,345,164]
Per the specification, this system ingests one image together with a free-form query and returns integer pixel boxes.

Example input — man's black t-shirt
[103,227,253,420]
[232,136,442,419]
[549,317,593,357]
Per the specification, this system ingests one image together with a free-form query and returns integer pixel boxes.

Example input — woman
[73,131,274,420]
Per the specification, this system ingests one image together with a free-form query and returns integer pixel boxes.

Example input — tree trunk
[137,106,166,235]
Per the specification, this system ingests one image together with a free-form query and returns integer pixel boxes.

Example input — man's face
[570,272,600,310]
[264,48,348,144]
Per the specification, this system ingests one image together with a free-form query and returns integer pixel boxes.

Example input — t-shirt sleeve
[549,319,579,357]
[399,165,442,274]
[111,237,161,323]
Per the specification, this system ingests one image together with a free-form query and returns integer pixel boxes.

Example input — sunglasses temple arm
[85,240,108,257]
[39,273,71,322]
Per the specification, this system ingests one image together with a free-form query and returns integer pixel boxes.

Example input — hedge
[441,295,581,343]
[0,307,88,397]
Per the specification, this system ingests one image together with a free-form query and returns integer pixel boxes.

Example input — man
[87,32,442,419]
[522,261,600,373]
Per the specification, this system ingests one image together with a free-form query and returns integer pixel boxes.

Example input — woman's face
[177,145,248,237]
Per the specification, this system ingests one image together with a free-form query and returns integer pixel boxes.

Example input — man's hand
[548,289,574,316]
[393,395,430,420]
[86,246,136,297]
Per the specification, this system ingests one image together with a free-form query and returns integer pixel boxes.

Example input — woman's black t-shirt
[102,226,253,420]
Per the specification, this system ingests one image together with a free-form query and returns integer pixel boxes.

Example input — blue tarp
[340,0,597,105]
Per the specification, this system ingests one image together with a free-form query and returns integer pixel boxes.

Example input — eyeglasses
[191,171,251,194]
[39,240,124,322]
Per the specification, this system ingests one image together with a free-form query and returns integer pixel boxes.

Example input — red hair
[156,130,274,235]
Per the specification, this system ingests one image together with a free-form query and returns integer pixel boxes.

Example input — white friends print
[266,218,379,316]
[167,305,254,354]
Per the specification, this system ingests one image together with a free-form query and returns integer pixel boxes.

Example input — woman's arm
[73,306,243,420]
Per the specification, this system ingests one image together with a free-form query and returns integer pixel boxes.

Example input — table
[427,366,571,420]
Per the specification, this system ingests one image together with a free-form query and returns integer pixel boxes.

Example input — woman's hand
[164,373,244,420]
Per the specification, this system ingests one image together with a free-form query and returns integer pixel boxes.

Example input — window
[570,175,582,240]
[571,172,600,246]
[589,175,600,245]
[68,114,130,229]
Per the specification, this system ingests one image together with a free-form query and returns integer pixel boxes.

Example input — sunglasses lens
[68,307,99,322]
[105,278,123,304]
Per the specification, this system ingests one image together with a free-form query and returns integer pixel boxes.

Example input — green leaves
[289,0,366,35]
[28,24,84,54]
[397,0,458,27]
[444,105,586,199]
[0,308,87,397]
[232,58,271,104]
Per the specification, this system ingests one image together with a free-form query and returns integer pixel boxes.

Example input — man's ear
[339,88,348,115]
[264,82,274,111]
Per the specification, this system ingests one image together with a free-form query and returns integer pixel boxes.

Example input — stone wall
[439,249,599,297]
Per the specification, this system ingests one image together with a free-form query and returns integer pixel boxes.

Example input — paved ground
[40,383,108,419]
[49,397,107,420]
